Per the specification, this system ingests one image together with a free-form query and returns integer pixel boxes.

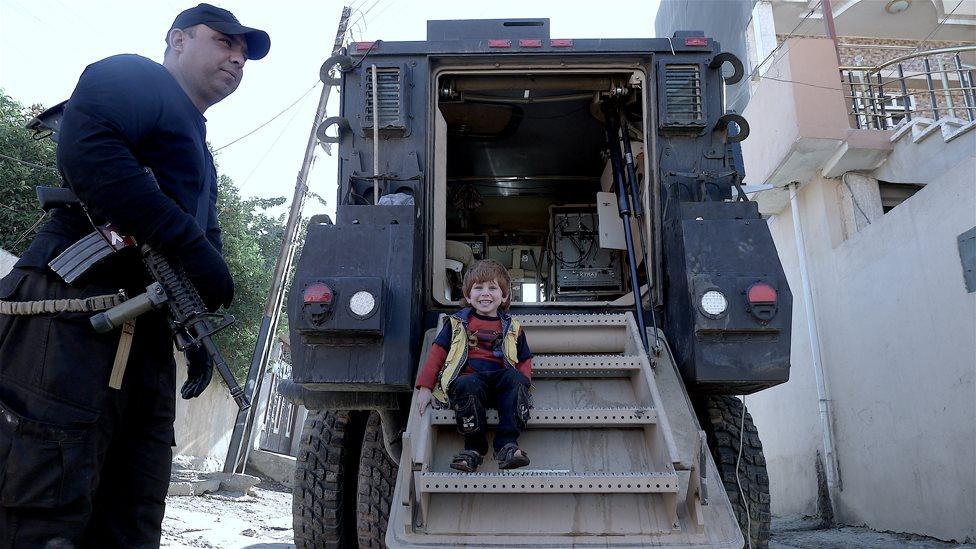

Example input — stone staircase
[890,115,976,144]
[387,312,742,548]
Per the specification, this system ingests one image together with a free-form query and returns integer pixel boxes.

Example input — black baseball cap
[168,3,271,60]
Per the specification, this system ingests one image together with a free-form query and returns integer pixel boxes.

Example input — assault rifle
[37,186,249,410]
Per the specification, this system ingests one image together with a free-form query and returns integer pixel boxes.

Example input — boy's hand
[417,387,433,415]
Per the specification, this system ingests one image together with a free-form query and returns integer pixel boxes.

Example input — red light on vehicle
[684,37,709,47]
[746,282,777,305]
[550,39,573,48]
[304,282,334,304]
[745,281,778,323]
[354,41,376,51]
[488,39,512,48]
[519,39,543,48]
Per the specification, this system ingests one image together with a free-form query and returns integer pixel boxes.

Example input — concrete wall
[741,38,850,188]
[654,0,756,112]
[748,142,976,542]
[173,352,241,465]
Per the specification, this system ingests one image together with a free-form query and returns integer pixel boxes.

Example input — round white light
[701,291,728,316]
[349,291,376,317]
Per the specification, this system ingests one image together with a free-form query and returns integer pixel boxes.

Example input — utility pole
[224,5,352,475]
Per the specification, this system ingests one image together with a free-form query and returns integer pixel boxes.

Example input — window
[878,181,924,213]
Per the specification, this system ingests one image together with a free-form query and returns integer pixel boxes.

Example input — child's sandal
[450,450,483,472]
[496,443,530,469]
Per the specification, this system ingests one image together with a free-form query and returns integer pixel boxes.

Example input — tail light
[303,281,334,325]
[745,282,778,323]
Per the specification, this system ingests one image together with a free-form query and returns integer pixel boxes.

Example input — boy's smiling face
[467,278,507,317]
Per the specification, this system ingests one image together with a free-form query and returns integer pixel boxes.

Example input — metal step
[532,354,642,377]
[517,313,629,327]
[430,407,657,428]
[416,471,680,494]
[517,314,633,354]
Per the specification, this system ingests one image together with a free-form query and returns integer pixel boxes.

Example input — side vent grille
[364,67,404,132]
[663,64,704,126]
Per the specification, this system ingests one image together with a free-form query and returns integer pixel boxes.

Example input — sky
[0,0,661,220]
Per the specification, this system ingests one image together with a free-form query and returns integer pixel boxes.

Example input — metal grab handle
[316,116,351,145]
[709,52,745,85]
[715,113,750,143]
[319,53,353,85]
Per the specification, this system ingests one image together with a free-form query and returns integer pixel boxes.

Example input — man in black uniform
[0,4,270,547]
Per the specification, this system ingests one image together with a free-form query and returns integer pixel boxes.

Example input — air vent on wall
[364,66,406,134]
[662,63,705,128]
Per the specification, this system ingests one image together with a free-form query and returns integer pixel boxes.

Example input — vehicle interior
[431,70,653,307]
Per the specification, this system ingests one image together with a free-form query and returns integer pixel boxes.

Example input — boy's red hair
[461,259,513,310]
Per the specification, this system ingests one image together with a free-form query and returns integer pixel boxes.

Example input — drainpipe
[789,182,841,509]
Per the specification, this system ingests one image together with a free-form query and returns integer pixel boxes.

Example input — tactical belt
[0,293,135,390]
[0,293,126,315]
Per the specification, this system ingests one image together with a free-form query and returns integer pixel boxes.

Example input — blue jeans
[449,368,530,454]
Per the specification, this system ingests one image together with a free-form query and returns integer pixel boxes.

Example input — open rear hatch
[431,71,654,309]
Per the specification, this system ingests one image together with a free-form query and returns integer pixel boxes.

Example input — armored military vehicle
[283,17,791,548]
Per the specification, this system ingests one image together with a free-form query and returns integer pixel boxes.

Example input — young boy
[415,259,533,472]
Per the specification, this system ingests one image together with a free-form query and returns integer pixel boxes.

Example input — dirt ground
[161,476,973,549]
[162,471,294,549]
[769,517,974,549]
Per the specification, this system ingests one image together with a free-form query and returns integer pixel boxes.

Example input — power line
[758,76,843,92]
[239,88,316,190]
[349,0,383,31]
[729,0,823,109]
[347,0,370,11]
[910,0,965,54]
[0,152,58,173]
[11,211,49,247]
[368,0,399,28]
[212,82,320,152]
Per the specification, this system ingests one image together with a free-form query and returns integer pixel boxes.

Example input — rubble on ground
[162,465,293,548]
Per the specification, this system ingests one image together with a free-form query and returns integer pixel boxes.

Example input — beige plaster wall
[748,150,976,541]
[742,38,850,187]
[173,352,241,464]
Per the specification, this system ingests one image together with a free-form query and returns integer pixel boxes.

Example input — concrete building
[656,0,976,543]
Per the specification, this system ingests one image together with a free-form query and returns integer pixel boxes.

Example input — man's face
[466,279,507,317]
[170,24,248,108]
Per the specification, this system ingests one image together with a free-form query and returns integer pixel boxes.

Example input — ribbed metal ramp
[388,312,743,548]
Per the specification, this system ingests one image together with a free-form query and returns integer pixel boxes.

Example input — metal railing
[840,45,976,130]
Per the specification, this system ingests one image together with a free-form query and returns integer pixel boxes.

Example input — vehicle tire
[701,395,771,549]
[293,410,367,549]
[357,411,399,548]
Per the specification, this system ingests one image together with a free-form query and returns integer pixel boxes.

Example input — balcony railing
[840,46,976,130]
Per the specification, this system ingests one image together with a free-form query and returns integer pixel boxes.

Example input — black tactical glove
[181,343,214,399]
[179,234,235,312]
